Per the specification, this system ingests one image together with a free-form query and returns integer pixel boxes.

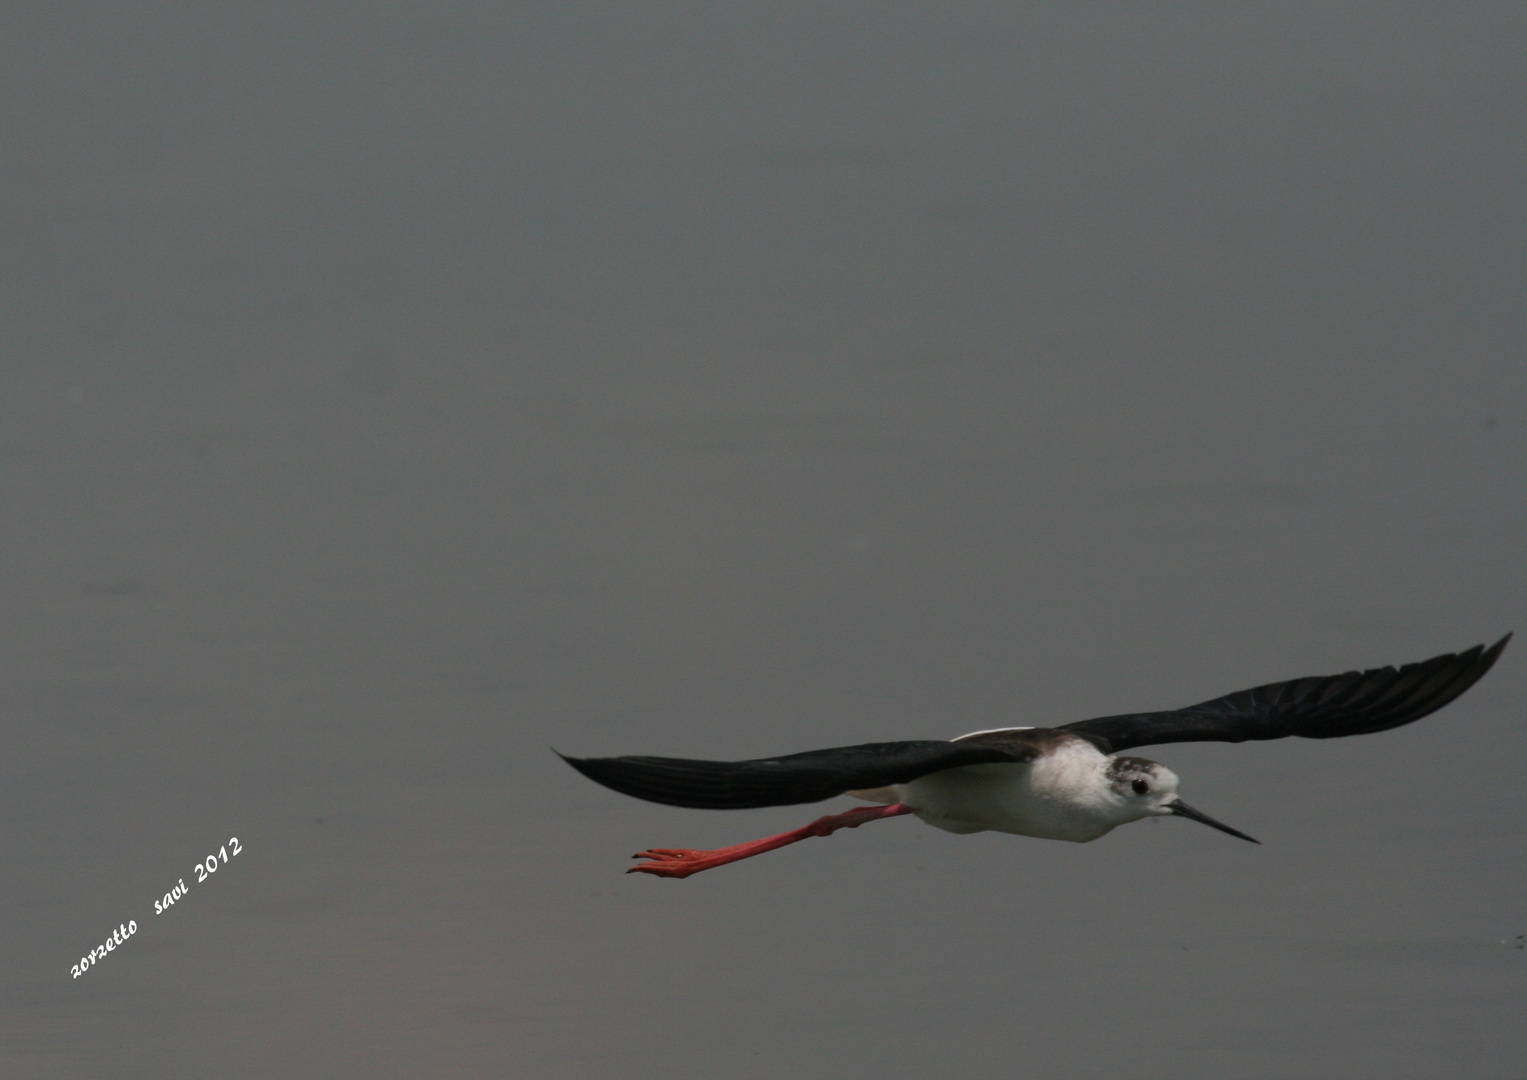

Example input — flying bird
[562,636,1510,878]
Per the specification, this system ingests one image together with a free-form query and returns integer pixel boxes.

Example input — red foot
[627,848,732,879]
[626,803,914,879]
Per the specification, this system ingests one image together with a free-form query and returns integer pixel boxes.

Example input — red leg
[628,802,915,879]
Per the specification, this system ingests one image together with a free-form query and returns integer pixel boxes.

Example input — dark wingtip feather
[1287,633,1510,740]
[558,752,699,806]
[559,741,1027,809]
[1059,635,1510,752]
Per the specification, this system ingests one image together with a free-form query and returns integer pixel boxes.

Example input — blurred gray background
[3,3,1524,1077]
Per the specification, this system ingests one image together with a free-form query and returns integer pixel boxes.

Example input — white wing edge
[951,726,1035,741]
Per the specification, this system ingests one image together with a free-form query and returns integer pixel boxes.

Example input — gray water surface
[3,5,1525,1078]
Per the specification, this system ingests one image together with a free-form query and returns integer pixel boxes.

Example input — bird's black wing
[560,740,1026,809]
[1061,635,1510,754]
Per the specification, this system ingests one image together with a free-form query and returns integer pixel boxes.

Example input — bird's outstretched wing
[559,740,1027,809]
[1061,635,1510,753]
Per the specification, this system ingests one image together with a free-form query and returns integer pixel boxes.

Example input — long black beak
[1167,799,1260,844]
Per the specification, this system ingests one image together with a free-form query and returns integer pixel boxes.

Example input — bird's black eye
[1131,779,1150,795]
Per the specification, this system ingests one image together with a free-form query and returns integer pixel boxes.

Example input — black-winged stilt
[563,636,1510,878]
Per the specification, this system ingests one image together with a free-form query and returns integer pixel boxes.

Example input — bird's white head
[1104,756,1260,843]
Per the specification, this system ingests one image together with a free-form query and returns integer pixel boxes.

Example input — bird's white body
[888,730,1183,842]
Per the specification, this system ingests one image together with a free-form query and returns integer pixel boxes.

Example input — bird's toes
[626,862,693,878]
[627,847,715,878]
[631,848,698,860]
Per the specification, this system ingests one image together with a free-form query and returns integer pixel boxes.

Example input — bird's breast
[897,745,1120,843]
